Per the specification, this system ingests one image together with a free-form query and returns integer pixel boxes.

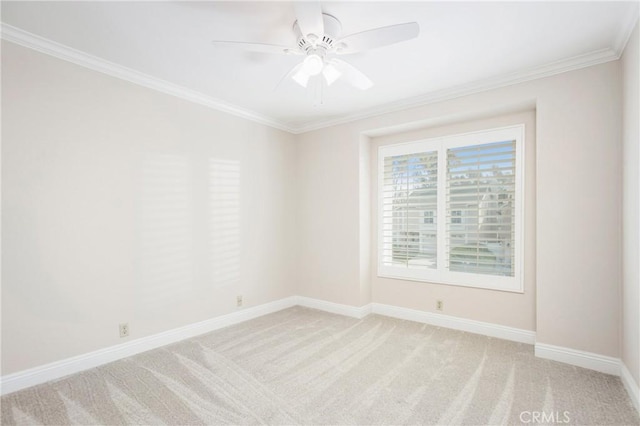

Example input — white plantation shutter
[446,141,516,277]
[380,151,438,269]
[378,125,524,292]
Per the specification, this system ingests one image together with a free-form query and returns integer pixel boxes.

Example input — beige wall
[295,125,364,305]
[296,60,622,357]
[1,41,297,375]
[622,22,640,386]
[534,64,621,357]
[2,33,631,377]
[370,111,536,331]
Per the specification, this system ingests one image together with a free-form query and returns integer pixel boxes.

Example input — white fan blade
[330,59,373,90]
[337,22,419,54]
[212,41,300,55]
[310,75,323,106]
[293,1,324,39]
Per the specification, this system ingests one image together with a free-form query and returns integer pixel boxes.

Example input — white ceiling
[2,1,638,132]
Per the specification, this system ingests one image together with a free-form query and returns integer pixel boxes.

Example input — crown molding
[292,47,621,134]
[613,5,639,57]
[1,22,627,136]
[0,23,296,134]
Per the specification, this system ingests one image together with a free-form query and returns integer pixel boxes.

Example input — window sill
[377,271,524,294]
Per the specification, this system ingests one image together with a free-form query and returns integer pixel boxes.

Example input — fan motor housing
[294,13,342,55]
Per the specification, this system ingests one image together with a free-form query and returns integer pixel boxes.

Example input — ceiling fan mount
[293,13,341,56]
[212,2,419,93]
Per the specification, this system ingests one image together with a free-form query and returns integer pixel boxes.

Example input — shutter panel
[381,151,438,269]
[446,140,516,277]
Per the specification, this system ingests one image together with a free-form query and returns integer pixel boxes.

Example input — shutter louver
[381,151,438,269]
[446,140,516,277]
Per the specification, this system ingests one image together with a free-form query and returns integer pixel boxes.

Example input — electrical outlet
[119,323,129,338]
[237,295,243,307]
[436,300,443,311]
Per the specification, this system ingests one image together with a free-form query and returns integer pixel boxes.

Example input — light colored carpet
[1,307,638,425]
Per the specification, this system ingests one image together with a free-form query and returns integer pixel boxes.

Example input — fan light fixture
[322,63,341,86]
[304,54,324,75]
[292,69,310,87]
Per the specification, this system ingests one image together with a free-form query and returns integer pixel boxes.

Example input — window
[423,211,434,224]
[451,210,462,224]
[378,125,524,292]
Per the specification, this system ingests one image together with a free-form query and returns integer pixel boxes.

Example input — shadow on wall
[136,155,241,315]
[137,154,194,312]
[209,158,241,289]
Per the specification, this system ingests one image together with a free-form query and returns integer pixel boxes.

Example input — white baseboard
[621,362,640,414]
[0,296,298,396]
[371,302,536,344]
[534,343,620,375]
[3,293,636,414]
[296,296,372,319]
[6,297,531,397]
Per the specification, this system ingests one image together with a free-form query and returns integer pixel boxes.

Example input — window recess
[377,125,524,293]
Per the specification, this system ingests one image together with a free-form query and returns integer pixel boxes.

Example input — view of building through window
[446,140,515,276]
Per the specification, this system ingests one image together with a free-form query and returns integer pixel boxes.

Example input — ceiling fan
[212,2,419,91]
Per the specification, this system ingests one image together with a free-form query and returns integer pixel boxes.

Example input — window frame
[377,124,525,293]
